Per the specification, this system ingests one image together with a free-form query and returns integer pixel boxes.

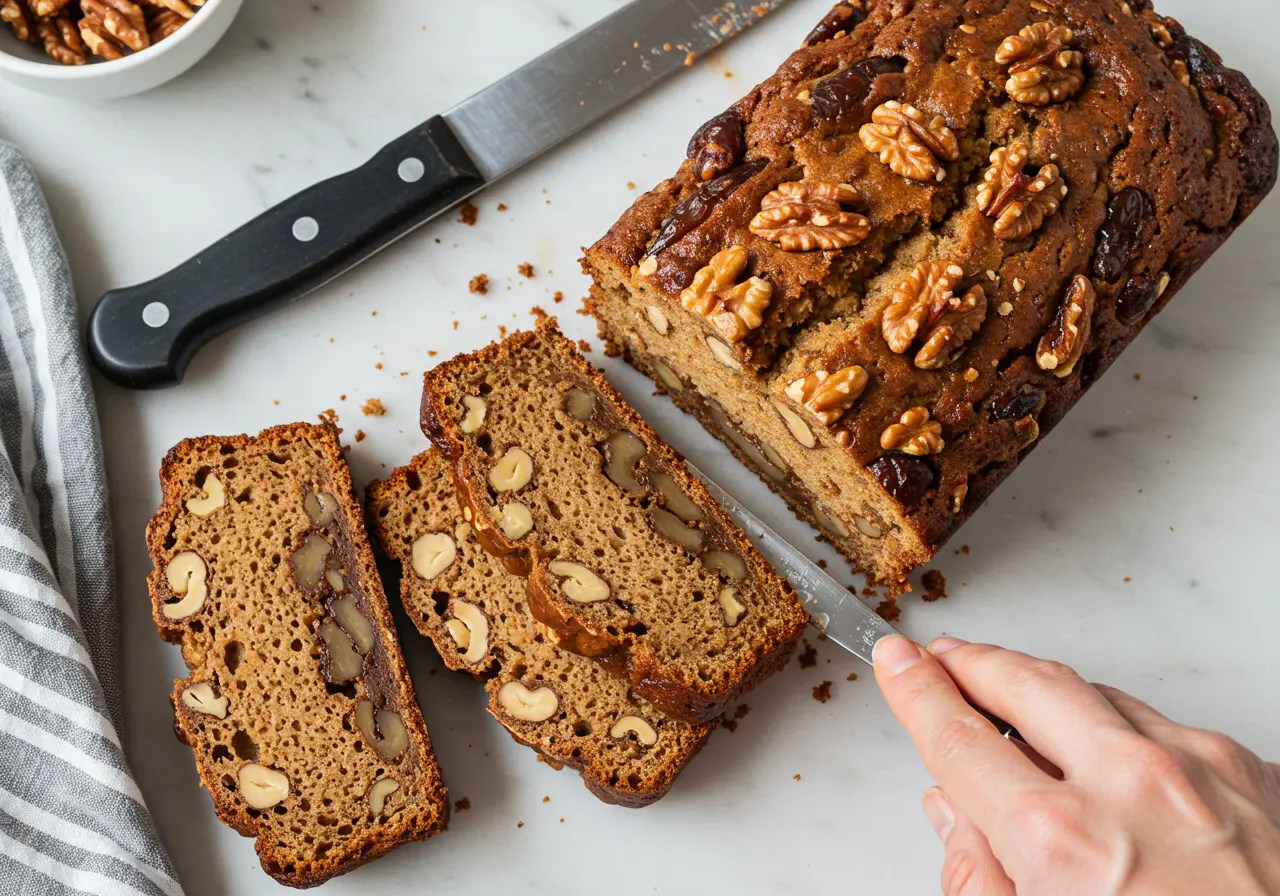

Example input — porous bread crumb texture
[366,451,713,808]
[582,0,1276,594]
[145,423,447,888]
[421,324,808,724]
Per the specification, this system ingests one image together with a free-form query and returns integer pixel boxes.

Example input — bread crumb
[559,818,565,823]
[793,774,802,782]
[318,408,338,425]
[516,820,524,828]
[497,203,508,212]
[499,326,509,338]
[469,274,489,295]
[1133,372,1141,380]
[361,398,386,417]
[375,362,383,370]
[1124,576,1132,583]
[354,429,366,443]
[846,671,859,682]
[453,797,470,812]
[734,704,750,720]
[530,306,549,325]
[371,310,378,317]
[921,569,948,603]
[577,339,592,354]
[339,394,347,402]
[817,558,827,569]
[722,719,739,733]
[798,642,818,669]
[272,400,279,405]
[626,181,636,190]
[812,681,833,703]
[542,796,550,803]
[457,202,478,226]
[876,599,902,623]
[452,321,459,330]
[428,350,438,356]
[517,262,535,278]
[400,371,409,377]
[553,291,564,304]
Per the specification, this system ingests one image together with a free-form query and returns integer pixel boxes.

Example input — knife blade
[687,461,1026,744]
[86,0,791,389]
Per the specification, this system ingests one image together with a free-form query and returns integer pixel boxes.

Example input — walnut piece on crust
[784,365,869,426]
[1036,275,1096,377]
[859,101,959,182]
[977,143,1067,241]
[748,181,870,252]
[882,260,986,369]
[680,245,772,343]
[995,22,1085,106]
[880,406,944,456]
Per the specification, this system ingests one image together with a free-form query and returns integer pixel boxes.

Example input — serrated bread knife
[86,0,792,389]
[687,461,1026,745]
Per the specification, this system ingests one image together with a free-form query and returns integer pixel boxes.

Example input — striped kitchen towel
[0,143,183,895]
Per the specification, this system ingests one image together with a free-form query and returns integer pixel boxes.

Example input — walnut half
[748,181,871,252]
[859,101,959,182]
[680,245,772,343]
[1036,275,1096,377]
[996,22,1085,106]
[880,407,944,456]
[977,143,1067,241]
[882,261,986,369]
[784,365,869,426]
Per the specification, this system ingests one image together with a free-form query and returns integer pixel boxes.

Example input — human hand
[872,635,1280,896]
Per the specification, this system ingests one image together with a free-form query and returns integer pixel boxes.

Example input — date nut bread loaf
[583,0,1277,594]
[145,423,448,888]
[421,323,809,724]
[367,450,714,807]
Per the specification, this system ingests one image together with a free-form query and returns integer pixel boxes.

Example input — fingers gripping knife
[687,462,1027,746]
[86,0,792,388]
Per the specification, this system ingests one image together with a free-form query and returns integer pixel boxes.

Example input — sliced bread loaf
[421,323,809,724]
[367,450,713,807]
[145,423,448,887]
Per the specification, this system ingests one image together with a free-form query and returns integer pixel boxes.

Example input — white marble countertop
[3,0,1279,892]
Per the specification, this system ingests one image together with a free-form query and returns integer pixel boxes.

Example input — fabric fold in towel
[0,142,183,896]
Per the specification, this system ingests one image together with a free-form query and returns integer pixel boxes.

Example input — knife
[687,461,1026,745]
[86,0,790,389]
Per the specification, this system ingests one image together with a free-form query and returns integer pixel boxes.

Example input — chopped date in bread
[145,424,447,887]
[582,0,1276,595]
[367,451,713,808]
[420,323,808,724]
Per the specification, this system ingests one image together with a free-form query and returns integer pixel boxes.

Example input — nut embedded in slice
[1036,275,1096,377]
[564,386,597,420]
[811,502,850,537]
[610,714,659,746]
[547,561,610,603]
[355,700,409,760]
[748,181,871,252]
[238,764,290,810]
[185,473,226,517]
[411,532,456,581]
[601,431,646,493]
[303,490,337,527]
[488,502,533,540]
[977,143,1067,241]
[497,681,559,722]
[880,407,945,456]
[318,619,364,684]
[770,398,816,448]
[854,515,884,539]
[651,471,704,523]
[644,305,670,335]
[995,22,1085,106]
[459,396,487,434]
[859,101,959,182]
[181,682,228,719]
[718,587,747,626]
[652,360,685,393]
[489,447,534,492]
[368,778,400,817]
[163,551,207,620]
[701,550,747,581]
[784,365,869,426]
[650,506,705,553]
[330,596,374,655]
[706,336,744,371]
[290,532,333,592]
[447,600,489,665]
[679,246,772,343]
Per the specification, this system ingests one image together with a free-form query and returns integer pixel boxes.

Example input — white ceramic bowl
[0,0,243,100]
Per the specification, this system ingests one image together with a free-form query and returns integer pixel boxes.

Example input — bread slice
[421,323,809,724]
[367,450,714,807]
[145,423,447,888]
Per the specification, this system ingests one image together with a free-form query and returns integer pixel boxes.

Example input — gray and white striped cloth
[0,142,183,896]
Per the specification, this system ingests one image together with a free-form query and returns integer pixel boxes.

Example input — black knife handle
[87,115,484,389]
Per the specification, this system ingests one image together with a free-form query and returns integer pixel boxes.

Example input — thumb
[922,787,1017,896]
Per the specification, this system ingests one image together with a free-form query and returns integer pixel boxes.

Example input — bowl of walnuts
[0,0,243,99]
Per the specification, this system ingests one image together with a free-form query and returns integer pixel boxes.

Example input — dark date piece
[811,57,907,129]
[687,109,745,182]
[646,159,767,258]
[1093,187,1154,283]
[1114,274,1162,324]
[868,453,936,508]
[803,2,869,47]
[991,388,1046,423]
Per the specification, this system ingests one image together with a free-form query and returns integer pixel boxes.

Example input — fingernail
[873,634,923,676]
[922,787,955,842]
[928,636,968,655]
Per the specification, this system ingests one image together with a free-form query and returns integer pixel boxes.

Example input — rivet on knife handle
[86,117,483,389]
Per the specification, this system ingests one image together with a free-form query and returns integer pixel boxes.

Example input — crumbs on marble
[797,641,818,669]
[793,774,802,782]
[428,350,438,357]
[553,291,564,304]
[530,306,549,325]
[846,671,858,682]
[453,797,471,812]
[497,203,508,212]
[922,569,948,603]
[361,398,386,417]
[722,703,751,732]
[626,181,636,190]
[469,274,489,295]
[812,681,833,703]
[354,429,366,443]
[452,321,459,330]
[953,544,971,556]
[318,408,338,426]
[577,339,592,353]
[517,262,535,279]
[876,599,902,623]
[542,796,550,803]
[499,326,508,338]
[375,362,383,370]
[457,202,478,226]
